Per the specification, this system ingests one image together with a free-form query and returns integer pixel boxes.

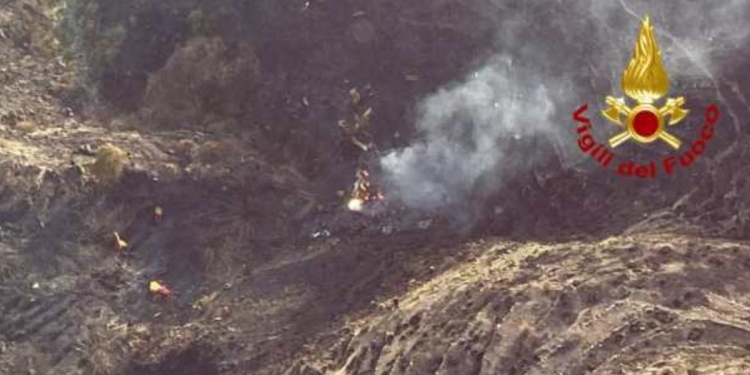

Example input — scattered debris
[149,281,173,298]
[375,297,401,311]
[338,119,371,152]
[417,219,432,230]
[338,86,375,153]
[74,144,96,156]
[359,108,372,124]
[113,231,128,251]
[349,88,361,105]
[192,291,219,310]
[346,167,384,212]
[312,229,331,239]
[153,205,164,223]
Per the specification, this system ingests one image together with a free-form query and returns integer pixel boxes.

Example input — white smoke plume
[380,56,558,210]
[379,0,750,215]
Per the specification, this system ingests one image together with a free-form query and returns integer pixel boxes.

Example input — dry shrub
[108,114,140,131]
[197,140,230,164]
[141,36,260,128]
[29,22,61,58]
[89,143,128,186]
[173,139,198,161]
[84,338,123,375]
[159,162,183,180]
[14,120,36,133]
[87,25,127,79]
[79,317,151,375]
[133,324,204,364]
[0,1,64,58]
[201,242,245,281]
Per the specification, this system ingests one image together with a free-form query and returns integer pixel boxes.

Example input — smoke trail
[380,56,558,211]
[379,0,750,217]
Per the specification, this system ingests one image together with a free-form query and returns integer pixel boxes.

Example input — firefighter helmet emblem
[602,16,688,150]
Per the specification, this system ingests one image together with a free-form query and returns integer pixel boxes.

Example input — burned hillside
[0,1,749,375]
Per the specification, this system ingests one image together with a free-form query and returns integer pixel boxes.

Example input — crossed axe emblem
[602,96,688,150]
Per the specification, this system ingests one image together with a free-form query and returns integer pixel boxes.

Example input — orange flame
[149,281,172,297]
[347,168,384,211]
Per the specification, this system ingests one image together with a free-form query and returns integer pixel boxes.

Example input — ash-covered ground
[0,1,750,375]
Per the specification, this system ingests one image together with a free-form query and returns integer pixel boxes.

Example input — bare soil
[0,1,749,375]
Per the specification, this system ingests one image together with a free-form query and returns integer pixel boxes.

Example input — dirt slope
[286,234,750,375]
[0,1,749,375]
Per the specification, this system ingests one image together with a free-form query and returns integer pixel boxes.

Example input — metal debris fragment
[347,167,384,212]
[339,86,376,153]
[192,291,219,310]
[417,219,432,230]
[149,280,173,298]
[312,229,331,239]
[153,205,164,223]
[349,88,361,105]
[75,144,95,156]
[113,231,128,251]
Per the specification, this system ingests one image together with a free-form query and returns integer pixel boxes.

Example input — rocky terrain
[0,1,749,375]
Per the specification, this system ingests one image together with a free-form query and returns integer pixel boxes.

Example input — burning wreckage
[347,167,385,212]
[328,86,435,239]
[338,87,386,213]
